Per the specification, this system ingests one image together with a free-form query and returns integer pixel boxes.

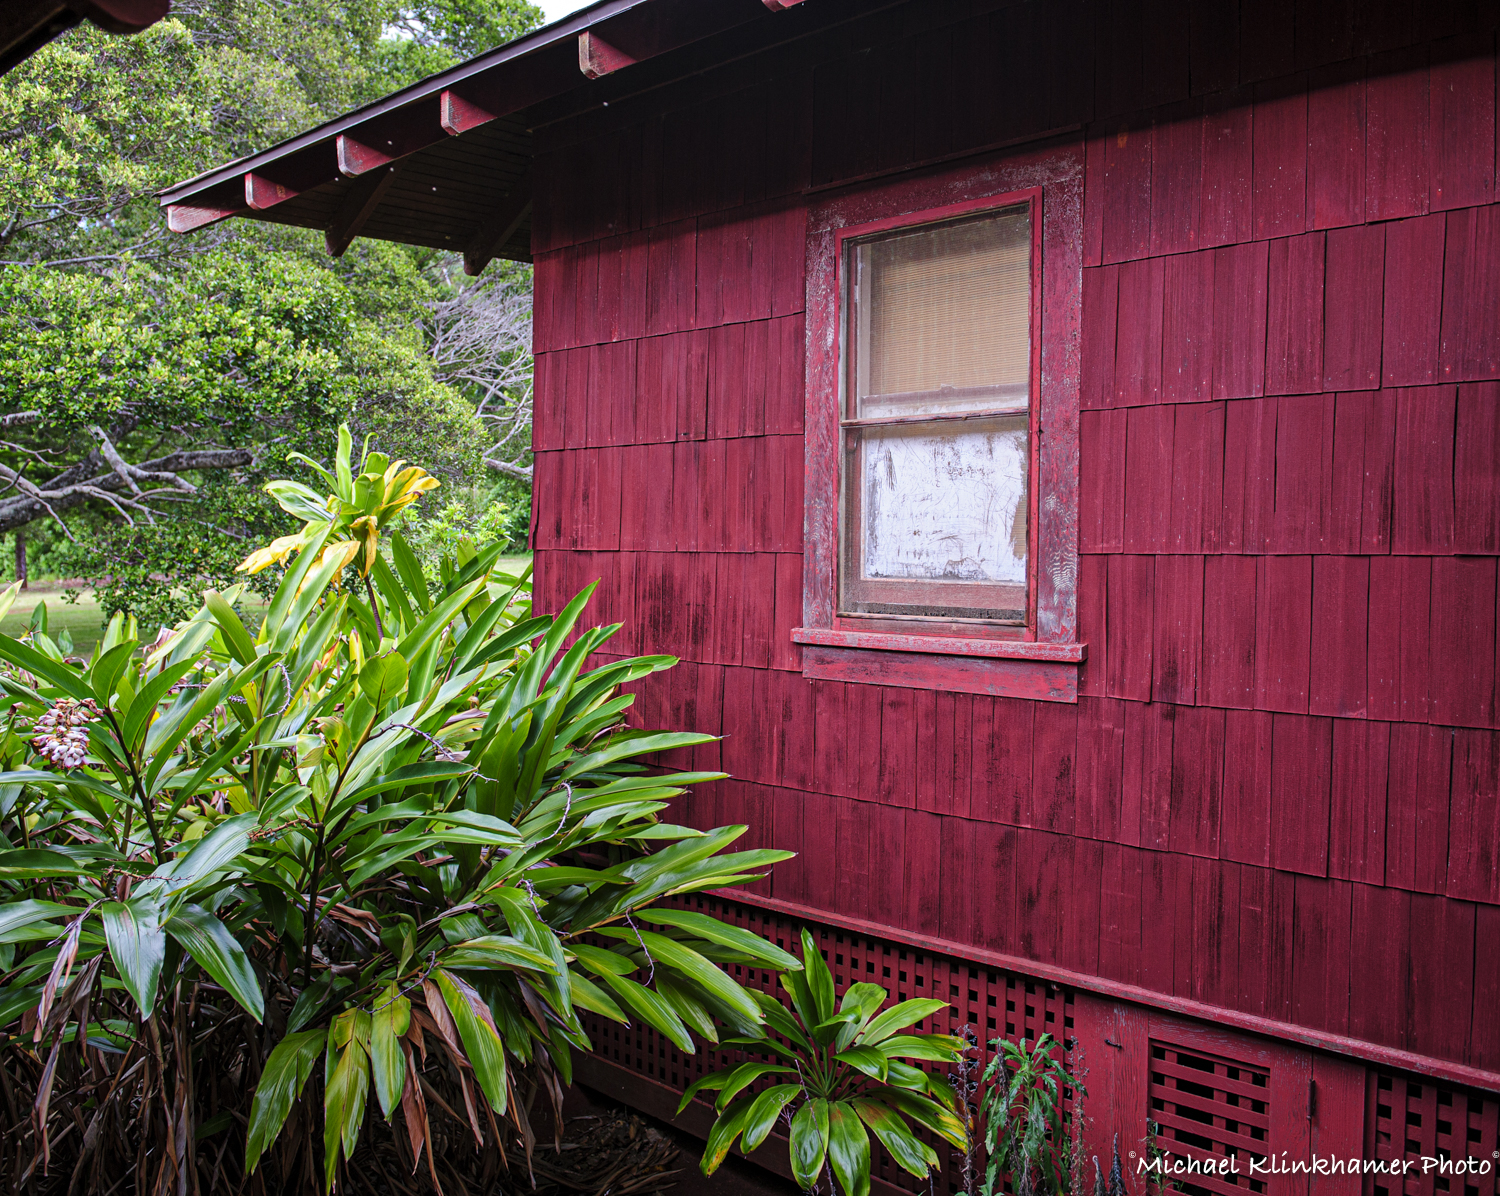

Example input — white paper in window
[858,419,1028,585]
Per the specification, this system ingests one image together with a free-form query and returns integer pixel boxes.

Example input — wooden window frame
[794,146,1085,702]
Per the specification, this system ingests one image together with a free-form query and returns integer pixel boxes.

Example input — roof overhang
[157,0,816,273]
[1,0,169,77]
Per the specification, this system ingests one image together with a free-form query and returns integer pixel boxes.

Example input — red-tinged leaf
[421,979,466,1063]
[399,1040,427,1173]
[458,1070,484,1149]
[32,1036,62,1172]
[35,919,80,1041]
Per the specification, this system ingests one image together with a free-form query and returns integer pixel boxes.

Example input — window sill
[791,628,1085,703]
[792,628,1085,662]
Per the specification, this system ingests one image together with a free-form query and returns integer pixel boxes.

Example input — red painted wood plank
[1169,705,1225,858]
[1238,0,1293,84]
[1366,46,1431,221]
[768,785,804,904]
[811,679,851,800]
[1114,257,1164,402]
[1083,133,1106,268]
[1271,712,1333,875]
[1254,555,1313,713]
[801,789,840,912]
[900,808,942,938]
[684,551,718,662]
[1447,728,1500,903]
[1328,389,1393,553]
[1200,88,1254,247]
[1272,393,1334,552]
[1476,903,1500,1070]
[751,436,782,551]
[639,444,677,551]
[1137,850,1176,997]
[1200,555,1257,708]
[1016,830,1068,968]
[1220,396,1278,550]
[1080,410,1126,551]
[1306,59,1367,229]
[1455,381,1500,554]
[1252,76,1309,239]
[1064,834,1104,976]
[707,323,747,440]
[1150,104,1204,256]
[1265,232,1325,394]
[1161,250,1215,402]
[1077,553,1108,699]
[775,434,803,552]
[1123,405,1174,551]
[632,334,673,445]
[1367,555,1432,723]
[1106,555,1155,701]
[1201,859,1242,1010]
[770,667,814,792]
[876,686,916,808]
[1030,701,1078,834]
[973,821,1019,956]
[1308,555,1370,718]
[712,553,746,667]
[1098,120,1152,259]
[645,218,697,335]
[1075,695,1125,841]
[693,439,726,550]
[720,436,750,552]
[1098,843,1143,985]
[977,697,1034,826]
[1080,265,1120,410]
[1169,400,1225,551]
[1429,34,1495,211]
[1385,722,1454,894]
[1151,555,1203,704]
[950,693,975,820]
[1381,214,1445,387]
[1210,240,1269,400]
[1329,718,1390,885]
[1189,0,1238,96]
[1431,555,1498,729]
[1322,223,1385,392]
[834,795,874,920]
[1407,893,1475,1063]
[767,313,806,435]
[1439,204,1500,381]
[1123,699,1173,850]
[1292,875,1353,1035]
[912,688,941,814]
[1294,0,1354,70]
[1392,384,1457,553]
[740,554,777,670]
[1348,884,1410,1049]
[770,552,802,672]
[936,810,975,946]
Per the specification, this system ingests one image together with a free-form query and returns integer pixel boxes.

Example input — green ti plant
[980,1033,1086,1196]
[682,928,969,1196]
[0,430,795,1194]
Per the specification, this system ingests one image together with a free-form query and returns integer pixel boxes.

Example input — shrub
[0,432,793,1193]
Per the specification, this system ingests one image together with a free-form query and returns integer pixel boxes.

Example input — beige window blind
[858,208,1031,403]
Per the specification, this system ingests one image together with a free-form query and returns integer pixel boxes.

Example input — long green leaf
[165,904,263,1022]
[742,1084,801,1152]
[0,634,92,700]
[102,899,165,1018]
[644,909,803,971]
[370,983,411,1119]
[594,927,760,1024]
[856,999,950,1045]
[432,969,508,1114]
[852,1098,940,1179]
[245,1029,326,1173]
[790,1098,830,1190]
[598,971,693,1053]
[827,1101,871,1196]
[323,1016,370,1188]
[700,1096,754,1176]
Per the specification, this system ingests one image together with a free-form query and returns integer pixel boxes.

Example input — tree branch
[483,458,532,481]
[0,448,252,534]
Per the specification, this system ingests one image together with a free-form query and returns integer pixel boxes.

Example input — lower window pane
[840,415,1028,621]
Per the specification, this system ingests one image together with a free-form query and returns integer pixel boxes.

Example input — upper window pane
[853,206,1031,418]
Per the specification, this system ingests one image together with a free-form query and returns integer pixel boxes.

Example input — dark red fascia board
[159,0,778,234]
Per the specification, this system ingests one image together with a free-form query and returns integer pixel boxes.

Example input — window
[840,204,1034,626]
[794,155,1084,701]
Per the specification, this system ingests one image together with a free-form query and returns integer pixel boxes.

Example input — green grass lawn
[0,555,534,661]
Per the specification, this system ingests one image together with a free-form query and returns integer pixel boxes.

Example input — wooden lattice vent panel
[1367,1071,1500,1196]
[1148,1040,1270,1196]
[579,894,1078,1196]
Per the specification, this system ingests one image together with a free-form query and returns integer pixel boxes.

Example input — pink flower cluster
[31,698,101,770]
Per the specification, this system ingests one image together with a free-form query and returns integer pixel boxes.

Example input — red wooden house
[163,2,1500,1192]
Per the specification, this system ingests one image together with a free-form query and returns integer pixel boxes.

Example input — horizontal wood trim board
[800,644,1079,702]
[708,889,1500,1096]
[792,627,1086,661]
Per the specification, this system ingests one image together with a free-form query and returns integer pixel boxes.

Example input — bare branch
[483,458,533,481]
[0,412,42,429]
[0,448,252,535]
